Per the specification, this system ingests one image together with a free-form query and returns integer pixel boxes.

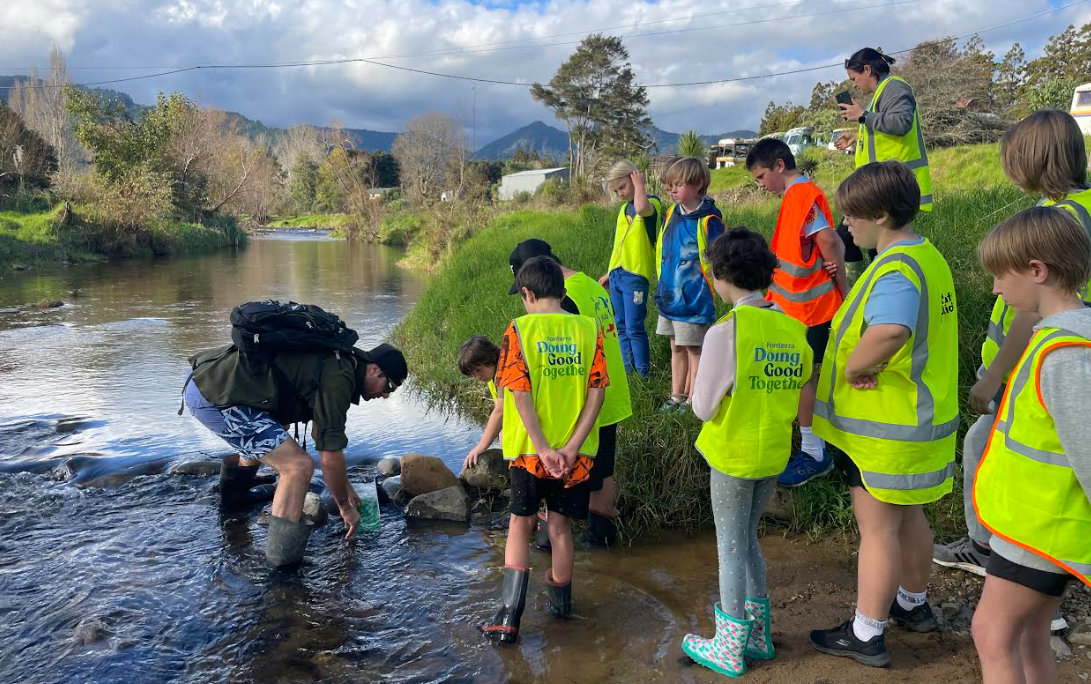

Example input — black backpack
[230,300,359,357]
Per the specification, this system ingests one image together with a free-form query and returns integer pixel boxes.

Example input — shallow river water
[0,235,740,684]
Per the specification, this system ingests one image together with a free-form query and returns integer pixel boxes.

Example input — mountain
[473,120,569,162]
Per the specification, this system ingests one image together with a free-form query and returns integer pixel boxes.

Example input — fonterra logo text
[748,342,805,393]
[538,338,587,379]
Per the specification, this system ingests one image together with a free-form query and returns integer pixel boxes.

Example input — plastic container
[355,481,382,533]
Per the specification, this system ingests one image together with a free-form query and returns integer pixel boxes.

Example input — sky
[1,0,1090,147]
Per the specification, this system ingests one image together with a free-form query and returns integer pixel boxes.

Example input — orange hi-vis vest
[767,179,843,326]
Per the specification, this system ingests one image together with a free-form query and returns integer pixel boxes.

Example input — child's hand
[846,368,878,389]
[463,445,485,470]
[598,273,610,288]
[540,449,567,479]
[823,261,838,278]
[968,375,1000,415]
[558,445,579,473]
[629,170,645,190]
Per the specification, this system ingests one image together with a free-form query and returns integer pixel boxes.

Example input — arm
[691,321,734,421]
[1041,346,1091,500]
[631,171,653,217]
[969,312,1039,414]
[845,324,911,388]
[561,387,605,467]
[814,227,849,297]
[464,397,503,468]
[867,80,915,137]
[319,449,361,539]
[512,390,565,478]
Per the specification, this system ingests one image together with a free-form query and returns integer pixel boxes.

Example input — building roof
[501,167,568,178]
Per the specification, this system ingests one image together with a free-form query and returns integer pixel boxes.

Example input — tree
[676,130,705,158]
[0,102,58,201]
[274,124,328,185]
[287,155,320,213]
[758,101,805,136]
[531,34,651,179]
[1022,23,1091,104]
[8,45,81,175]
[995,43,1026,120]
[392,112,466,201]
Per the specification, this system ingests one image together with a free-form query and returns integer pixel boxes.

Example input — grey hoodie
[990,307,1091,574]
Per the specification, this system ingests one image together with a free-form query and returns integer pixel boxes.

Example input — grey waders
[266,515,314,569]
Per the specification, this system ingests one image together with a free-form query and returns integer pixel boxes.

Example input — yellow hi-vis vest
[856,76,933,212]
[608,197,662,282]
[696,305,812,478]
[564,272,631,426]
[979,190,1091,380]
[974,328,1091,588]
[656,203,714,296]
[813,239,959,504]
[487,380,498,402]
[501,313,600,460]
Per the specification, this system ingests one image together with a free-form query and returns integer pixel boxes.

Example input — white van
[1071,83,1091,136]
[784,127,817,157]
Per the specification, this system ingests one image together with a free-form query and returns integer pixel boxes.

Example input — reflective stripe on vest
[855,76,933,212]
[656,203,714,296]
[608,197,661,282]
[695,305,812,478]
[980,190,1091,377]
[813,240,959,504]
[767,179,843,326]
[564,271,632,426]
[500,313,601,460]
[973,328,1091,588]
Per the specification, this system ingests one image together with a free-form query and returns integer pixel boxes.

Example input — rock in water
[376,458,401,477]
[258,493,327,527]
[33,299,63,309]
[380,476,409,505]
[459,449,508,493]
[74,618,110,645]
[302,492,322,518]
[400,454,460,496]
[169,460,222,476]
[405,486,470,523]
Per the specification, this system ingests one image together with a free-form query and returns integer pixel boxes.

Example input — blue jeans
[608,269,651,376]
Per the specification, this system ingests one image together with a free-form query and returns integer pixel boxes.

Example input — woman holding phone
[834,47,932,274]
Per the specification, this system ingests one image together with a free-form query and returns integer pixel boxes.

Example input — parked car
[784,127,818,157]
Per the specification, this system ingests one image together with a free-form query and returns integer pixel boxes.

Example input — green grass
[0,204,247,270]
[392,182,1032,539]
[265,213,355,233]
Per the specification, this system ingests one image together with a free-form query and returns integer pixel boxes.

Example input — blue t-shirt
[786,176,831,237]
[863,237,924,332]
[654,197,726,324]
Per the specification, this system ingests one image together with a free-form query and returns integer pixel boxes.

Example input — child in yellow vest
[935,113,1091,616]
[682,227,812,677]
[810,161,958,668]
[457,335,503,469]
[971,206,1091,684]
[478,256,608,644]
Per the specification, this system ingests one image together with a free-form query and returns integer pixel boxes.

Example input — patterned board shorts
[184,378,289,460]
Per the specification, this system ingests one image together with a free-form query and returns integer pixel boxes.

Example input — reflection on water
[0,238,730,684]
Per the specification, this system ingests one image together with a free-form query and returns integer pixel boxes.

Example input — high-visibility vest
[979,190,1091,380]
[695,305,812,478]
[608,197,662,282]
[656,203,715,297]
[564,271,632,427]
[487,380,497,402]
[856,76,933,213]
[766,179,843,326]
[501,313,600,460]
[813,239,959,504]
[974,327,1091,588]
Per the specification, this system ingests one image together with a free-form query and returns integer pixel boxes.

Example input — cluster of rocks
[0,298,65,315]
[374,450,509,524]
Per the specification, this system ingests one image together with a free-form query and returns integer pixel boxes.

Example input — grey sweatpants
[962,413,992,545]
[711,469,776,620]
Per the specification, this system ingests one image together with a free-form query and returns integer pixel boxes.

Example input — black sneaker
[810,620,891,668]
[889,600,939,633]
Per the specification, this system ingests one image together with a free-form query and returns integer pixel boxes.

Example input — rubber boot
[480,566,529,645]
[265,515,314,570]
[583,511,618,547]
[682,603,753,678]
[545,570,572,618]
[534,512,551,552]
[744,596,775,660]
[219,460,276,508]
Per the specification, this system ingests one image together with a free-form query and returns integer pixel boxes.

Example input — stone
[10,264,28,271]
[400,454,460,497]
[169,460,222,476]
[1069,628,1091,647]
[0,308,19,315]
[258,493,327,527]
[941,601,962,619]
[74,618,110,645]
[379,476,409,506]
[33,299,63,309]
[302,492,322,518]
[499,488,511,499]
[405,485,470,523]
[1051,635,1072,660]
[376,457,401,477]
[459,449,508,493]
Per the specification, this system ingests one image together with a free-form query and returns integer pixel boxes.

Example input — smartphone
[836,91,853,107]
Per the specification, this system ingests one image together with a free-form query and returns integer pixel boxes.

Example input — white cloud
[0,0,1081,145]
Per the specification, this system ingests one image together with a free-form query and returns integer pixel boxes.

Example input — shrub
[379,214,423,246]
[535,177,570,204]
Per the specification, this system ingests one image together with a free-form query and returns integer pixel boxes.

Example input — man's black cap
[355,343,408,388]
[507,239,556,295]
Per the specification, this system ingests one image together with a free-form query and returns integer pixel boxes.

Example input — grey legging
[962,413,992,545]
[711,469,776,619]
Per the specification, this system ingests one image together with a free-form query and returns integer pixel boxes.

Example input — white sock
[896,587,927,611]
[800,426,825,461]
[852,610,887,642]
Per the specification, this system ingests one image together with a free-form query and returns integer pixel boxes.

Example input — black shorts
[587,423,617,492]
[509,465,590,519]
[807,322,831,364]
[987,551,1073,597]
[833,447,865,489]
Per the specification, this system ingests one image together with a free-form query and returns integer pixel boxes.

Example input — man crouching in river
[182,343,407,569]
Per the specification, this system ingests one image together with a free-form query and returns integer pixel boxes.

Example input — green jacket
[188,346,360,451]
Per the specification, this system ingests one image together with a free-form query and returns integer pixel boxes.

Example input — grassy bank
[392,179,1032,539]
[0,204,248,270]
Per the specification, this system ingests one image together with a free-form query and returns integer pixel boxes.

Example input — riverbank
[0,203,247,271]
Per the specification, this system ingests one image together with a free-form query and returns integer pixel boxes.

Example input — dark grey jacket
[865,77,916,138]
